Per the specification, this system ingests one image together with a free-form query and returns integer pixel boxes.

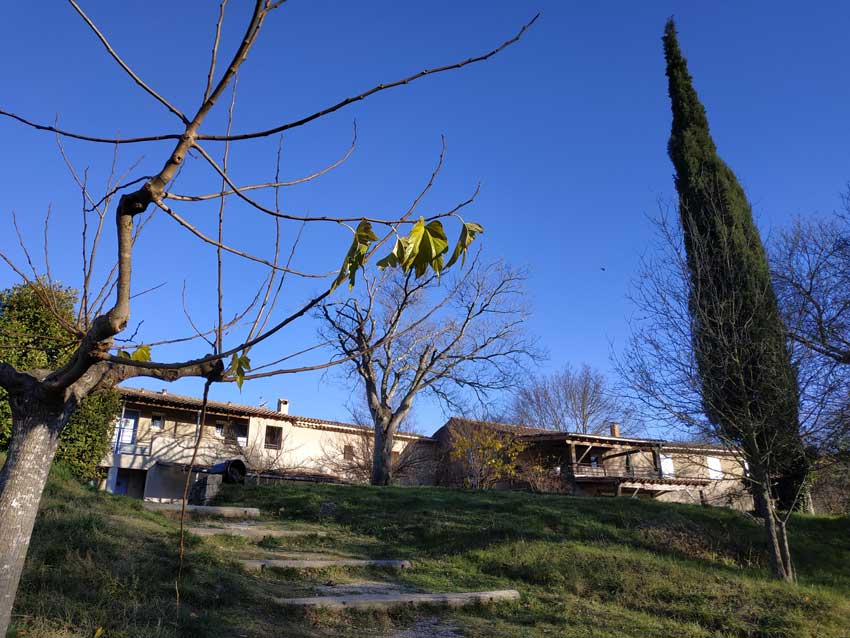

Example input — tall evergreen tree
[663,19,807,581]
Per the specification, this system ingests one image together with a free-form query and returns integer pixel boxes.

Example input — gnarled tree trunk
[371,423,393,486]
[0,395,66,632]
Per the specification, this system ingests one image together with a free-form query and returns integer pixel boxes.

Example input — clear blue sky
[1,2,848,434]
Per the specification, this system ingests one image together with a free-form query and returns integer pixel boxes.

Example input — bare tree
[770,207,850,511]
[772,200,850,365]
[317,402,431,483]
[317,259,537,485]
[510,364,620,434]
[615,210,821,582]
[0,3,538,630]
[318,428,434,485]
[225,429,305,478]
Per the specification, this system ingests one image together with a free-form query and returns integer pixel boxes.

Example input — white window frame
[660,454,675,477]
[112,410,139,452]
[706,456,723,480]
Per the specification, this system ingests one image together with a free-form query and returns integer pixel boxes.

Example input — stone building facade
[102,388,752,511]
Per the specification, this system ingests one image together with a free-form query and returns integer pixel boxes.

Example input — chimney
[609,422,620,438]
[160,388,168,395]
[277,398,289,415]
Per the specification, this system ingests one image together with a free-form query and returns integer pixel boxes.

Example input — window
[216,420,248,446]
[112,410,139,452]
[151,414,164,430]
[391,451,400,466]
[343,444,355,461]
[660,454,675,477]
[265,426,283,450]
[706,456,723,480]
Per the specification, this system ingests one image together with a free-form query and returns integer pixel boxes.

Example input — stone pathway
[274,590,521,610]
[389,618,463,638]
[143,502,260,517]
[188,523,326,539]
[240,558,412,571]
[169,506,518,629]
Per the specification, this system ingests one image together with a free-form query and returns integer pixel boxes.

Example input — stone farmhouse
[102,387,752,510]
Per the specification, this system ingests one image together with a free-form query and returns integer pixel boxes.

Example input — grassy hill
[8,466,850,638]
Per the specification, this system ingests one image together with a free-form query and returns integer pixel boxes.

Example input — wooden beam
[576,445,593,465]
[600,448,644,462]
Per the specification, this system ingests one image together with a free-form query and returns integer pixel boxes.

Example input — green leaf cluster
[228,353,252,390]
[377,218,484,277]
[116,344,151,361]
[0,281,76,449]
[333,221,378,291]
[334,217,485,291]
[54,389,123,481]
[0,281,121,479]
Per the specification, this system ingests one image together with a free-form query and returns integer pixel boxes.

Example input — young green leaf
[130,345,151,362]
[376,238,404,270]
[332,220,378,291]
[445,221,485,269]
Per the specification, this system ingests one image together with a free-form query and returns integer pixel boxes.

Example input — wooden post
[652,447,662,478]
[568,442,577,492]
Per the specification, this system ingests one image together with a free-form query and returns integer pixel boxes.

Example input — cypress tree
[663,19,806,580]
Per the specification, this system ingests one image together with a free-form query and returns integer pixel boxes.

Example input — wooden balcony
[567,463,665,480]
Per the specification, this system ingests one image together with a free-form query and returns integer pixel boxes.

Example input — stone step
[143,502,260,518]
[274,590,520,610]
[241,558,412,571]
[188,525,326,539]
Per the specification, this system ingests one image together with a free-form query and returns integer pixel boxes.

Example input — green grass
[8,465,312,638]
[8,468,850,637]
[217,482,850,638]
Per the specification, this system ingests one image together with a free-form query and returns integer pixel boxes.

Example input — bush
[55,390,122,481]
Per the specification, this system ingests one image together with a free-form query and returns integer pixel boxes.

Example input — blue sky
[1,2,849,434]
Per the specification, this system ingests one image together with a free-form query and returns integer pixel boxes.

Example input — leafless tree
[0,3,538,630]
[317,402,431,483]
[318,428,434,485]
[509,363,620,434]
[771,213,850,451]
[224,429,305,478]
[615,209,829,581]
[317,259,538,485]
[772,196,850,366]
[769,207,850,514]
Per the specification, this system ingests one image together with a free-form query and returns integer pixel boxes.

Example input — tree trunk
[777,517,795,582]
[0,402,64,635]
[371,424,393,486]
[756,483,793,582]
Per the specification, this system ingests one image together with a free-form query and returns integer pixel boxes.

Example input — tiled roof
[117,387,434,441]
[439,416,550,436]
[439,416,727,452]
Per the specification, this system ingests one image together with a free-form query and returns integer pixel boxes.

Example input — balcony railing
[113,442,150,456]
[567,463,669,480]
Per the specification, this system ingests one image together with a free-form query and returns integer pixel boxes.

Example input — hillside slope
[8,468,850,638]
[219,482,850,638]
